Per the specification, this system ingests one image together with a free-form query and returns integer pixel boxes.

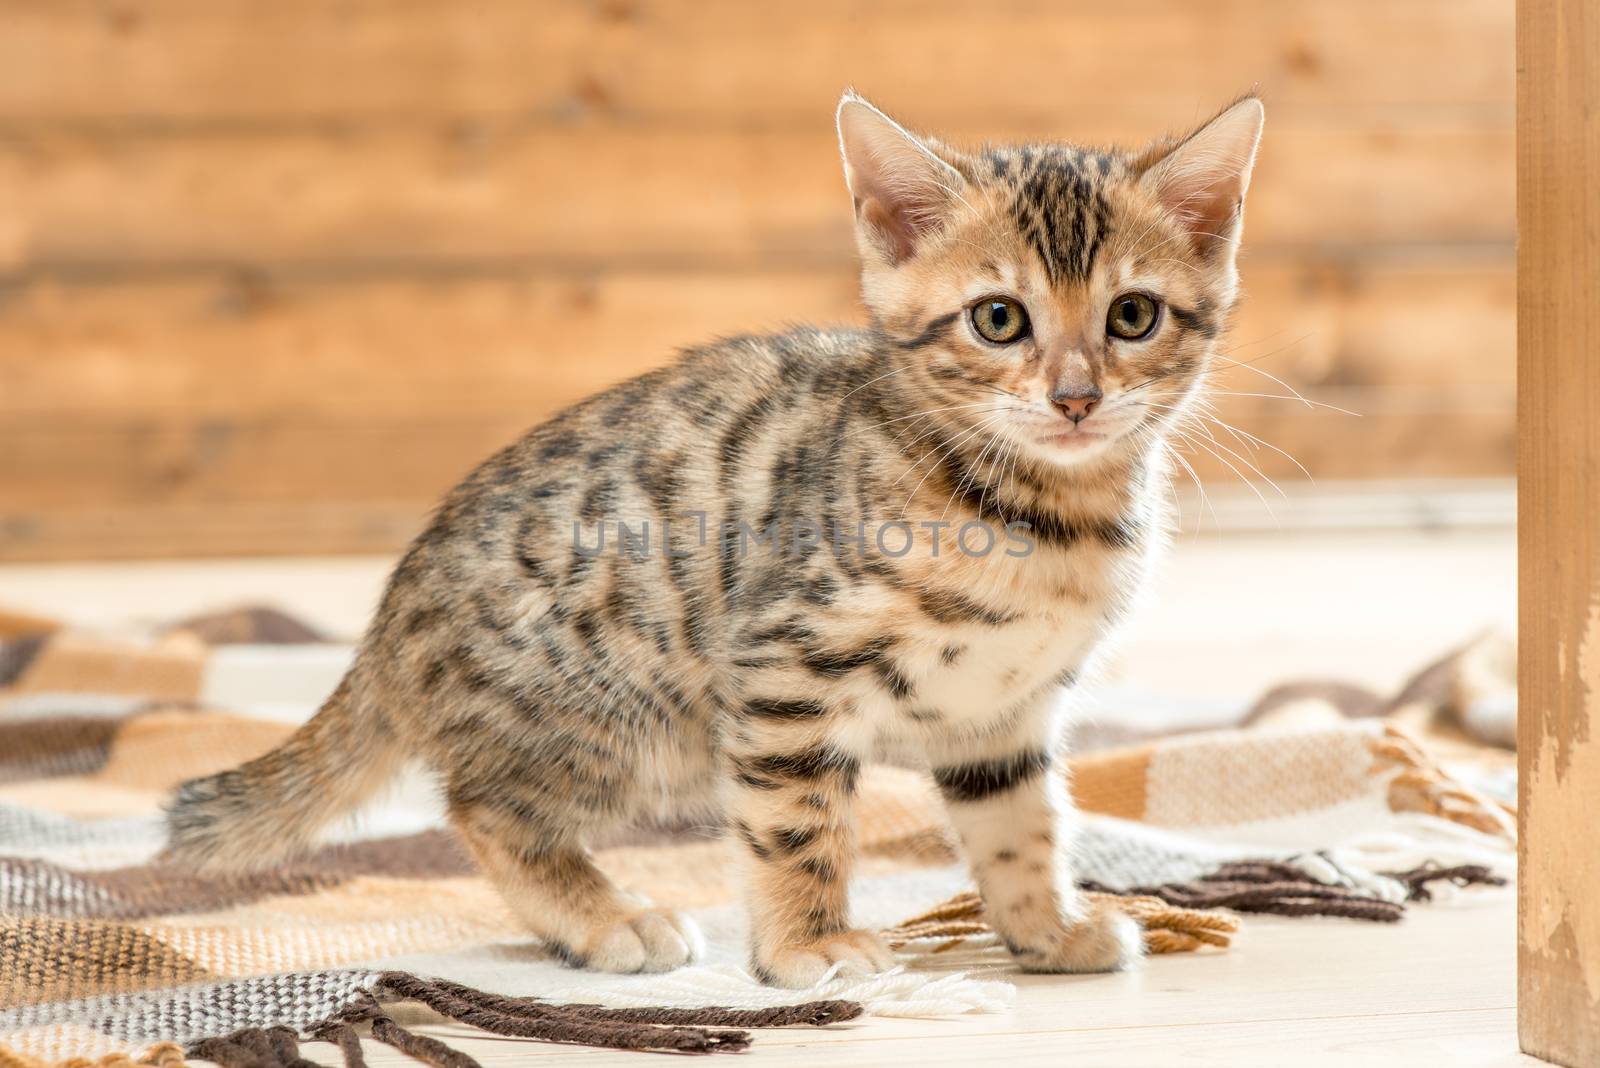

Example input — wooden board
[0,251,1515,560]
[0,399,1512,562]
[0,270,864,419]
[0,0,1513,126]
[1517,0,1600,1064]
[0,401,1514,506]
[0,500,429,562]
[0,124,1513,272]
[0,258,1513,420]
[0,1,1516,559]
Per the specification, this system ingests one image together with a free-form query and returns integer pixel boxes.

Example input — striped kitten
[165,93,1263,987]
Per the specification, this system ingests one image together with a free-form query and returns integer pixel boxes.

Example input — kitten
[165,92,1263,987]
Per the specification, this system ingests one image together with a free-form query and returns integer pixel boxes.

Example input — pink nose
[1050,387,1102,425]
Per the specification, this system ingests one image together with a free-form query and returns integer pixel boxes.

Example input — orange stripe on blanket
[1067,746,1152,820]
[7,633,205,702]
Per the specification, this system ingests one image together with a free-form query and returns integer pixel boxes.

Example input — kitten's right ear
[836,92,967,265]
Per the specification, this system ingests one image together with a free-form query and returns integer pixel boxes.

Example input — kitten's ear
[836,92,967,265]
[1138,96,1264,261]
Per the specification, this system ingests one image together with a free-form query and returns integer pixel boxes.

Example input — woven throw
[0,608,1513,1064]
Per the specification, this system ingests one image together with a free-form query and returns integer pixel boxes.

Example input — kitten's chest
[917,610,1100,720]
[885,541,1148,729]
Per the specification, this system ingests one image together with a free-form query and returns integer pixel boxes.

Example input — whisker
[942,417,1012,523]
[1211,326,1303,359]
[884,414,991,489]
[1163,441,1216,533]
[957,381,1029,403]
[1208,350,1318,408]
[1126,418,1212,536]
[838,362,914,402]
[1180,403,1316,483]
[1196,386,1362,418]
[900,412,1009,518]
[1181,416,1290,497]
[888,413,988,490]
[1167,427,1281,523]
[1140,383,1361,418]
[840,401,1017,442]
[1000,430,1026,513]
[992,440,1019,523]
[1169,428,1273,512]
[1187,398,1269,458]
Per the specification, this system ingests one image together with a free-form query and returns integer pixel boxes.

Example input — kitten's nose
[1050,386,1103,425]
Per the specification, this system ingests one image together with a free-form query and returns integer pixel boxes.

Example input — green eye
[971,297,1030,344]
[1107,293,1159,340]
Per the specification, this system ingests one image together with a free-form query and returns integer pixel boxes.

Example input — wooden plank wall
[1518,0,1600,1063]
[0,0,1514,560]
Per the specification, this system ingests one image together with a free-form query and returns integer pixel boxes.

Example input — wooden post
[1519,0,1600,1064]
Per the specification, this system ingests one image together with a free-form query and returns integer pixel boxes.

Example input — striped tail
[163,677,403,872]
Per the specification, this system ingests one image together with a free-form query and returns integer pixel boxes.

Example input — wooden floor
[369,890,1533,1067]
[0,517,1527,1065]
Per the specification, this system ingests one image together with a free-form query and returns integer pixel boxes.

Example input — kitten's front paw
[570,908,706,974]
[753,929,896,987]
[1010,899,1144,974]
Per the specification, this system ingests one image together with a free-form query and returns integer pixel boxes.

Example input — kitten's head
[838,92,1262,469]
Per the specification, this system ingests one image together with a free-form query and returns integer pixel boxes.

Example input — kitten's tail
[162,675,403,873]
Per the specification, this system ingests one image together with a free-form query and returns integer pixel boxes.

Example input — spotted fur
[165,92,1263,986]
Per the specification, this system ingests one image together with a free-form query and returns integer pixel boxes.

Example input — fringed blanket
[0,608,1514,1065]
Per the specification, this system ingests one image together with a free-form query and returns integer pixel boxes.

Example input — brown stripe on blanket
[50,711,293,797]
[168,606,327,646]
[0,633,50,688]
[4,831,475,921]
[0,716,124,784]
[1240,680,1386,727]
[4,633,205,702]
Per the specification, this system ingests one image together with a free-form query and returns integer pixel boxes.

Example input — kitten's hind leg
[450,799,704,973]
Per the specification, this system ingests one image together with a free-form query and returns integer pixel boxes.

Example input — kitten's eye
[1107,293,1159,340]
[970,297,1031,344]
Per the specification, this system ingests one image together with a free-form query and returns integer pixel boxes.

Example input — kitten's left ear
[836,92,968,266]
[1138,96,1264,262]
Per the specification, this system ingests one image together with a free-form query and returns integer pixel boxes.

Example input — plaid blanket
[0,607,1514,1065]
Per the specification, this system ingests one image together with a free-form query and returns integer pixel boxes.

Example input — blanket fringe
[1126,861,1409,921]
[882,858,1508,957]
[1385,862,1507,902]
[881,889,1241,955]
[1370,725,1516,840]
[185,972,858,1067]
[1089,858,1506,923]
